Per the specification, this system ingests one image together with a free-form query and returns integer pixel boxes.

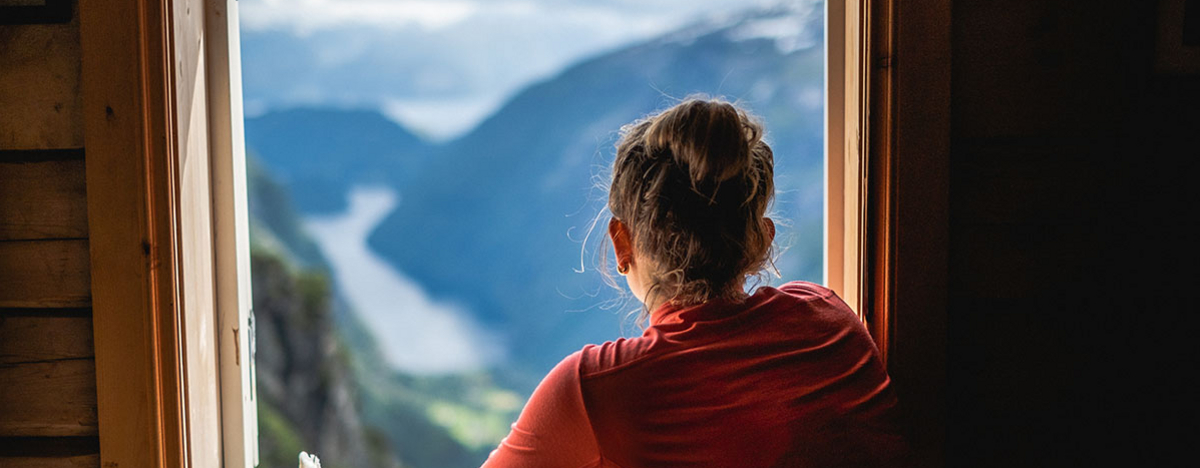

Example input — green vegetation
[257,399,306,468]
[249,161,524,468]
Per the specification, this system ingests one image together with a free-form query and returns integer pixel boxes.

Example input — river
[304,186,504,374]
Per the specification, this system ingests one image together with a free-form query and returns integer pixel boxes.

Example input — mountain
[248,161,522,468]
[247,156,329,268]
[245,108,432,213]
[367,2,827,373]
[243,2,827,465]
[252,252,400,468]
[248,162,401,468]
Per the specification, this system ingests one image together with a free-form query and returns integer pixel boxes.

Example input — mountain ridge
[246,107,432,213]
[366,2,826,373]
[242,2,828,465]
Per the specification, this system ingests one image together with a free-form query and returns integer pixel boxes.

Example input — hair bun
[644,99,759,184]
[608,97,776,310]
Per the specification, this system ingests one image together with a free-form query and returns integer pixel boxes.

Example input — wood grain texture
[0,5,84,150]
[825,0,870,315]
[172,0,226,464]
[80,0,188,464]
[0,240,90,308]
[0,314,93,366]
[0,455,99,468]
[0,152,88,241]
[0,436,99,467]
[0,360,98,436]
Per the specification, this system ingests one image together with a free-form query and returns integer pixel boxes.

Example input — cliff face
[252,251,403,468]
[247,156,404,468]
[246,159,515,468]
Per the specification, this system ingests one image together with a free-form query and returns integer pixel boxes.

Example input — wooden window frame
[80,0,256,466]
[825,0,870,320]
[826,0,948,356]
[827,0,948,463]
[78,0,945,465]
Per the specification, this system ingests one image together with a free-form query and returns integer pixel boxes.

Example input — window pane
[240,1,826,467]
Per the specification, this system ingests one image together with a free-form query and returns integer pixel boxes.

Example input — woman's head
[607,97,775,314]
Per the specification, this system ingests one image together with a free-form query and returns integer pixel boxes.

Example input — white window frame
[206,1,259,467]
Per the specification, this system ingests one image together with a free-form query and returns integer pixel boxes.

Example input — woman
[482,98,906,467]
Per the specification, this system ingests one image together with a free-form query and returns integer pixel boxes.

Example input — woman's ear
[763,217,776,244]
[608,217,634,269]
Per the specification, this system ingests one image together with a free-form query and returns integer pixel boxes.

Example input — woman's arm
[480,351,602,468]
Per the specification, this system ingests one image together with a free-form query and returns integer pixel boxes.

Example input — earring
[617,262,630,275]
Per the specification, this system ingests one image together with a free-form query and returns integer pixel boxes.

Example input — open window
[79,0,256,466]
[75,0,946,465]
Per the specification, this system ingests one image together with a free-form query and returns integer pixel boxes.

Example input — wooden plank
[0,150,88,241]
[0,455,99,468]
[0,314,93,366]
[0,240,90,308]
[0,360,98,437]
[0,5,84,150]
[0,436,99,467]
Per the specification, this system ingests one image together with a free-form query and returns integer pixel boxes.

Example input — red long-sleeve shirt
[482,281,906,467]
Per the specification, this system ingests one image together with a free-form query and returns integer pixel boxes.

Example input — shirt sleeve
[480,351,602,468]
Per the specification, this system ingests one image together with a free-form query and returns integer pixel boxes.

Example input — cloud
[239,0,773,34]
[240,0,480,33]
[238,0,781,138]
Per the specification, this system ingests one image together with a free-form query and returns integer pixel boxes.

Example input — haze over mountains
[246,0,825,377]
[244,2,826,466]
[239,0,796,139]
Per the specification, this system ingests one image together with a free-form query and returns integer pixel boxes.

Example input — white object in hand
[299,451,321,468]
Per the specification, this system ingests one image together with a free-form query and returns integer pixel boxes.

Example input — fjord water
[304,186,504,373]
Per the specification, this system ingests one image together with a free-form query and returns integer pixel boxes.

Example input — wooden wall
[947,0,1199,465]
[0,3,101,467]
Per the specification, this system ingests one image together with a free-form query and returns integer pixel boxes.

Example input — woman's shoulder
[774,280,838,299]
[575,335,660,380]
[766,281,863,327]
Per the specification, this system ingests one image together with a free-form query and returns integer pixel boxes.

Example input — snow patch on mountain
[727,11,817,54]
[656,1,821,54]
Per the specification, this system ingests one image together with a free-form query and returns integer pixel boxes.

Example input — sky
[238,0,781,140]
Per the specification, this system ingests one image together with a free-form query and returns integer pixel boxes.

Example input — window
[232,1,874,467]
[79,0,894,466]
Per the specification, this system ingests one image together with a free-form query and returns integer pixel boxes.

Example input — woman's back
[483,99,904,467]
[483,281,906,467]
